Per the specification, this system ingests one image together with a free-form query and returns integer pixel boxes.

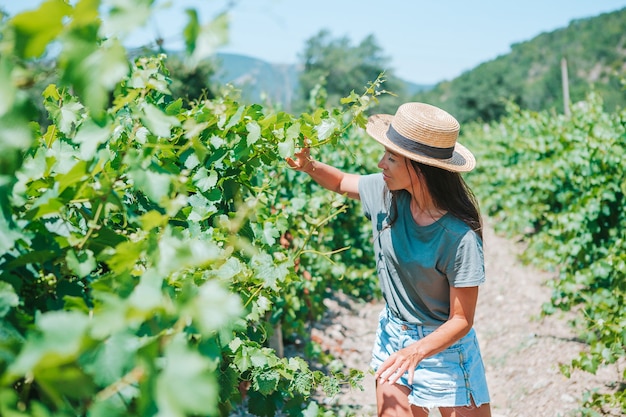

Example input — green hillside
[412,7,626,123]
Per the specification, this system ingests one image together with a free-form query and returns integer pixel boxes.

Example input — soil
[306,221,624,417]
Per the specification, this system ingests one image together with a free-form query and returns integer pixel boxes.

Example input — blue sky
[4,0,626,84]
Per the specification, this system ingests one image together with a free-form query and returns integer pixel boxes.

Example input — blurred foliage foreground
[0,1,385,416]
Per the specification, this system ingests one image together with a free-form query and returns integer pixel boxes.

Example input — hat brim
[365,114,476,172]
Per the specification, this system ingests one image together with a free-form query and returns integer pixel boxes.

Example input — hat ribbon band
[387,125,454,159]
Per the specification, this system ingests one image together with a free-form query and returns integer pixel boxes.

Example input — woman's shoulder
[358,173,387,218]
[440,214,481,243]
[358,172,385,196]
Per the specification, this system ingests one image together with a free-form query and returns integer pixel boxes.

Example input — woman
[287,102,491,417]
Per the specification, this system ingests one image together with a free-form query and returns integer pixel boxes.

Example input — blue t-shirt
[358,173,485,326]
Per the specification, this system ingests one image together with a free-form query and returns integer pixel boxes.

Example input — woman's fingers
[377,356,406,384]
[286,147,311,171]
[376,352,418,385]
[285,157,298,169]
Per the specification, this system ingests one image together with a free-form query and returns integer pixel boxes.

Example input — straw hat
[365,102,475,172]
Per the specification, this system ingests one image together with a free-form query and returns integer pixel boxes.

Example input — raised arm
[286,147,361,200]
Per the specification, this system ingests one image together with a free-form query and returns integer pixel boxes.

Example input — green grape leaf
[183,9,200,55]
[292,370,315,395]
[35,363,96,404]
[10,311,89,375]
[100,0,153,37]
[0,108,36,168]
[103,240,143,274]
[188,12,229,67]
[141,103,181,138]
[165,98,183,115]
[315,117,339,141]
[139,210,167,231]
[302,400,320,417]
[190,280,242,335]
[66,249,96,278]
[253,368,280,395]
[277,138,295,159]
[0,282,19,318]
[155,231,220,275]
[82,331,143,385]
[192,167,218,192]
[56,159,89,193]
[0,213,25,254]
[127,269,163,313]
[246,121,261,146]
[73,120,111,160]
[250,252,291,290]
[58,99,84,136]
[156,335,218,417]
[10,0,73,58]
[0,57,16,116]
[187,193,217,221]
[262,221,280,246]
[128,168,171,203]
[214,257,242,280]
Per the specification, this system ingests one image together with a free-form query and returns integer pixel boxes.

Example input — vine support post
[561,57,571,117]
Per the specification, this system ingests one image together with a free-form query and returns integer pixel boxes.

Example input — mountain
[211,53,432,109]
[411,7,626,123]
[211,53,300,107]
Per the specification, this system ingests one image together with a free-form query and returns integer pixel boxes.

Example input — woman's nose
[377,157,386,169]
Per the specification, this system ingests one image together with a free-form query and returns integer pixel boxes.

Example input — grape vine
[0,2,384,416]
[464,95,626,414]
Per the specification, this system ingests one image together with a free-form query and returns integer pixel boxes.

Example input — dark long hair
[387,160,483,240]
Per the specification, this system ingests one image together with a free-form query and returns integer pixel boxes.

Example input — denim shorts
[370,306,490,408]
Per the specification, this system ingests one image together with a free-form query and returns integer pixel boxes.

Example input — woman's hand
[375,345,423,385]
[286,146,315,173]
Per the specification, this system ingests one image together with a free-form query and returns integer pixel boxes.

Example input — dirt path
[310,222,622,416]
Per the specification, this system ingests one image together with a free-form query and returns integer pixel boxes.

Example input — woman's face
[377,148,420,192]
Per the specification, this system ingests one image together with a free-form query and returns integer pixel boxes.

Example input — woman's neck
[409,193,446,226]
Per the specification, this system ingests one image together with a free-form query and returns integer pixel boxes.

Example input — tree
[297,30,408,114]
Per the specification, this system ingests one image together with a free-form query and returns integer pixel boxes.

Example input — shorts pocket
[415,348,465,394]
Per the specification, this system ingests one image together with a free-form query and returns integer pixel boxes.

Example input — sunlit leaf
[82,332,143,386]
[66,249,96,278]
[10,0,73,58]
[0,282,19,318]
[188,12,229,67]
[156,335,218,416]
[262,221,279,246]
[128,168,171,203]
[0,57,16,116]
[142,103,181,138]
[62,39,129,120]
[183,8,199,55]
[189,280,242,335]
[192,167,218,192]
[246,121,261,146]
[100,0,154,37]
[9,311,89,375]
[73,120,111,160]
[315,117,339,141]
[127,269,163,313]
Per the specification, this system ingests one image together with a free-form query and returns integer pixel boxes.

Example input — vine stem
[77,201,103,249]
[294,204,347,259]
[94,366,145,402]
